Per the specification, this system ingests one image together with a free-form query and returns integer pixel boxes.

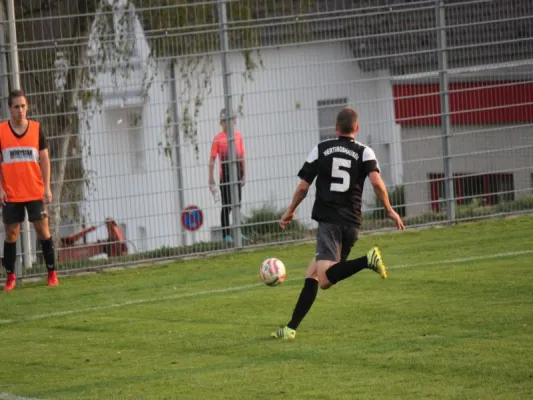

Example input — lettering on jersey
[2,147,39,164]
[323,146,359,160]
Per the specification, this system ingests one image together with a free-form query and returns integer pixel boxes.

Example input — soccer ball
[260,258,286,287]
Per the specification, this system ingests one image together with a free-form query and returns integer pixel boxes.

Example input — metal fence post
[0,1,9,281]
[0,2,9,118]
[217,0,242,248]
[436,0,456,223]
[6,0,33,279]
[170,60,186,248]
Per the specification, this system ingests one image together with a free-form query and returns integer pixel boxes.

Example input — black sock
[3,241,17,274]
[325,256,368,285]
[40,237,56,271]
[287,278,318,330]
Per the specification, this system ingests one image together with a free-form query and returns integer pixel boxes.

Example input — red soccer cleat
[47,270,59,287]
[3,273,16,291]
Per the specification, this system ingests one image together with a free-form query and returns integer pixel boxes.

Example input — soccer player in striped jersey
[272,107,405,340]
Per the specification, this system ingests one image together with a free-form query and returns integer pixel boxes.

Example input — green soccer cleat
[271,326,296,340]
[367,246,387,279]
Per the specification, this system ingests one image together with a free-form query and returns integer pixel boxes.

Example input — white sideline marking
[0,249,531,326]
[391,249,533,269]
[0,393,44,400]
[0,284,264,325]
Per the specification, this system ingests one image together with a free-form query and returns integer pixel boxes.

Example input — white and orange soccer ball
[260,258,286,287]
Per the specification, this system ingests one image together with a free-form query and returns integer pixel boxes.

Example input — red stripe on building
[393,82,533,125]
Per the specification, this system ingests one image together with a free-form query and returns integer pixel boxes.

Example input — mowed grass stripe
[2,254,532,400]
[0,248,531,326]
[0,217,532,400]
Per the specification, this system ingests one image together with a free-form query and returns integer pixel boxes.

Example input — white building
[394,64,533,216]
[81,38,404,251]
[80,6,533,253]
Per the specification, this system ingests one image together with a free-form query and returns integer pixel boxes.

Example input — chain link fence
[1,0,532,278]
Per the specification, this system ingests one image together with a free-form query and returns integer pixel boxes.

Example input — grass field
[1,216,532,400]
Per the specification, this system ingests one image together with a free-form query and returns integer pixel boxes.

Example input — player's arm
[39,127,52,203]
[0,151,6,205]
[280,146,318,228]
[237,136,246,184]
[40,148,51,185]
[368,172,403,230]
[208,157,216,186]
[280,180,310,229]
[287,180,311,214]
[364,147,405,230]
[208,138,218,187]
[368,172,393,213]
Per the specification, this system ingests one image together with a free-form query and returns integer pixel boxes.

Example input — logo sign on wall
[181,205,203,232]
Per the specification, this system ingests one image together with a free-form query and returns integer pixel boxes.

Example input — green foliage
[132,0,319,157]
[132,0,317,57]
[240,204,307,241]
[173,55,215,159]
[362,195,533,231]
[10,0,322,218]
[454,198,494,219]
[495,195,533,213]
[84,0,157,115]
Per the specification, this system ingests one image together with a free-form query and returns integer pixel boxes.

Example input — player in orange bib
[208,109,248,244]
[0,90,59,291]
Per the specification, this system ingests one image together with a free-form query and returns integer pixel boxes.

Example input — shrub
[241,204,306,240]
[495,195,533,214]
[28,195,532,275]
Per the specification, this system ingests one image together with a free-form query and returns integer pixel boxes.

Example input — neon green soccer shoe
[271,326,296,340]
[367,246,387,279]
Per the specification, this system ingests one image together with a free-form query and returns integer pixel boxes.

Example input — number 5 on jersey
[330,157,351,192]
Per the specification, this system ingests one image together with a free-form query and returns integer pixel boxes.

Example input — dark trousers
[220,182,242,238]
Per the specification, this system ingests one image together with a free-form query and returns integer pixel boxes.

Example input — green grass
[1,216,532,400]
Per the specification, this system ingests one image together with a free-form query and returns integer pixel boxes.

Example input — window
[126,109,145,173]
[317,98,348,141]
[429,173,515,212]
[486,174,514,205]
[106,107,145,173]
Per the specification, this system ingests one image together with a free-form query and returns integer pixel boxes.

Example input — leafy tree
[4,0,316,244]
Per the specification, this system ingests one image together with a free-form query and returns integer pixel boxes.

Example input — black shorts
[2,200,47,225]
[220,182,242,207]
[315,222,359,262]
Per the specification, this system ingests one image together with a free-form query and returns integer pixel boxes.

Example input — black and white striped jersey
[297,136,380,227]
